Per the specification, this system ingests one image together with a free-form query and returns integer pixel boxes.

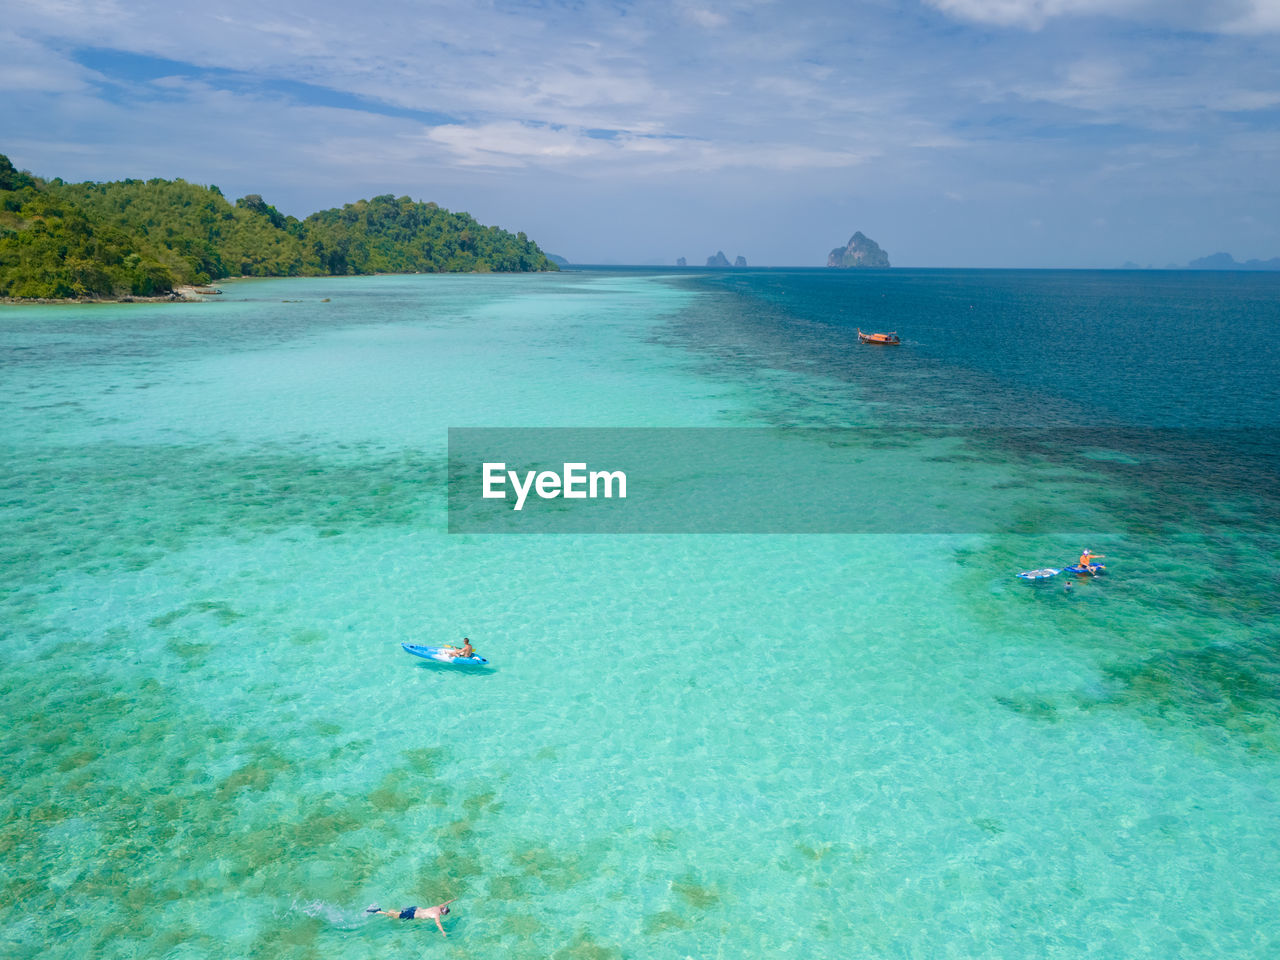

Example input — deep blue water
[668,268,1280,429]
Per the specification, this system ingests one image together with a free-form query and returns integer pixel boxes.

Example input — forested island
[0,153,557,300]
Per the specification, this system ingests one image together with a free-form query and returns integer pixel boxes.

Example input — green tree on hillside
[0,155,37,192]
[0,191,175,298]
[0,152,557,299]
[302,194,556,275]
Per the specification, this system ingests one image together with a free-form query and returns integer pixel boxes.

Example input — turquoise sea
[2,268,1278,958]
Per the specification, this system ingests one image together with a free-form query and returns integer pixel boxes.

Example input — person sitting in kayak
[1076,549,1104,571]
[444,638,475,659]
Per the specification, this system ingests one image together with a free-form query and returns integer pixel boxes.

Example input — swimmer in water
[367,899,456,937]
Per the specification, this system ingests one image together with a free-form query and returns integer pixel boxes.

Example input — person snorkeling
[367,899,456,937]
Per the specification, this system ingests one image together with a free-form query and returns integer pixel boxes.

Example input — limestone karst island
[828,231,890,268]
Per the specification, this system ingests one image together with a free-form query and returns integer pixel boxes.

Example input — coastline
[0,264,561,305]
[0,284,221,306]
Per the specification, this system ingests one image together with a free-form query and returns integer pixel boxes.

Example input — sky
[3,0,1279,267]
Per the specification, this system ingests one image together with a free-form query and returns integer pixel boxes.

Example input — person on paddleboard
[367,899,456,936]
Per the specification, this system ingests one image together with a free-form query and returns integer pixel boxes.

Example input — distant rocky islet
[675,233,890,268]
[670,251,749,267]
[827,231,889,268]
[1184,252,1280,271]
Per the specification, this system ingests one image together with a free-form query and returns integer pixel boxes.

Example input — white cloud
[421,120,868,175]
[1038,58,1130,110]
[0,31,93,93]
[993,51,1280,132]
[1220,0,1280,33]
[426,122,608,167]
[684,6,728,29]
[925,0,1119,29]
[925,0,1280,33]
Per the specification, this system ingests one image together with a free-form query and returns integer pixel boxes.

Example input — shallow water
[2,270,1277,958]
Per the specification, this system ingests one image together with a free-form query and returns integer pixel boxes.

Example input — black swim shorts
[399,906,417,920]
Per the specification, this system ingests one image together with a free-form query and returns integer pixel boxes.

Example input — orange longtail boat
[857,328,900,345]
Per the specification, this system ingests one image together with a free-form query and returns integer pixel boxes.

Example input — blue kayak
[402,642,489,665]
